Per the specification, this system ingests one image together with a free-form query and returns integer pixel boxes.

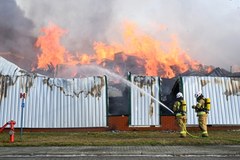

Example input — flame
[35,23,71,70]
[94,42,120,63]
[35,22,213,78]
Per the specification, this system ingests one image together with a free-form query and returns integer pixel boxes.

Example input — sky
[1,0,240,72]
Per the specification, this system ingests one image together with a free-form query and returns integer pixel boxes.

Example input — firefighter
[192,91,210,137]
[173,92,187,138]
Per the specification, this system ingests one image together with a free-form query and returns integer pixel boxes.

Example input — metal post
[20,93,25,140]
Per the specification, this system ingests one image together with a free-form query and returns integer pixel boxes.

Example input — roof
[207,67,232,77]
[0,56,23,76]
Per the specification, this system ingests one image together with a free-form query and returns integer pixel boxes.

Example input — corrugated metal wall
[0,57,22,76]
[181,76,240,125]
[129,74,161,126]
[0,74,108,128]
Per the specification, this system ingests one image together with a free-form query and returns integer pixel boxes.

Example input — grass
[0,130,240,146]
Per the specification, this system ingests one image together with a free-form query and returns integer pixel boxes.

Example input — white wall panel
[0,74,108,128]
[181,76,240,125]
[130,74,161,126]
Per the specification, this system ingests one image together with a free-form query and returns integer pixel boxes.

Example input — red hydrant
[0,120,16,143]
[8,120,16,143]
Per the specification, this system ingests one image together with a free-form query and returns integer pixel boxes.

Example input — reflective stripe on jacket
[197,111,206,116]
[176,113,183,117]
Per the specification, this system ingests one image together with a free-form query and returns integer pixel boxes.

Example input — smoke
[1,0,239,71]
[16,0,113,54]
[0,0,35,59]
[111,0,240,70]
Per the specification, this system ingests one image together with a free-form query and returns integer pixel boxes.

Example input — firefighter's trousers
[197,112,208,137]
[176,114,187,137]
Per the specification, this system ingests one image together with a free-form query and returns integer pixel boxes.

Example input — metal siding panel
[132,86,136,125]
[69,90,74,127]
[130,83,134,124]
[130,75,160,126]
[223,78,230,124]
[46,81,51,128]
[144,92,148,124]
[94,78,99,127]
[98,97,101,126]
[0,74,107,128]
[74,94,79,127]
[210,77,217,124]
[229,78,240,124]
[88,95,92,128]
[39,77,44,128]
[72,80,76,127]
[84,79,87,127]
[220,77,227,124]
[182,76,240,125]
[16,84,21,126]
[98,96,101,127]
[101,87,105,126]
[0,57,22,76]
[216,77,225,124]
[218,77,225,124]
[141,92,145,124]
[8,84,19,125]
[182,77,193,125]
[51,81,56,128]
[80,83,85,127]
[94,98,98,127]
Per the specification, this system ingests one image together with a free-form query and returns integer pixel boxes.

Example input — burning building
[1,55,240,132]
[2,3,239,131]
[0,56,108,128]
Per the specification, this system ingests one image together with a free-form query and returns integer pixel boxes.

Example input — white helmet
[176,92,183,98]
[195,91,202,98]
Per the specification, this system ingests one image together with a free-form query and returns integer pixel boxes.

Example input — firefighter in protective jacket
[173,92,187,138]
[192,91,210,137]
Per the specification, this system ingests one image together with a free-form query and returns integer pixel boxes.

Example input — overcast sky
[2,0,240,71]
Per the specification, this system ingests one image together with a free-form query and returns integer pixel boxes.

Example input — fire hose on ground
[179,120,201,138]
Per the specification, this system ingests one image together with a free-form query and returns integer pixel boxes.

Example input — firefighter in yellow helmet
[173,92,187,138]
[192,91,210,137]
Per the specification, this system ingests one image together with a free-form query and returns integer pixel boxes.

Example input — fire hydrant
[0,120,16,143]
[8,120,16,143]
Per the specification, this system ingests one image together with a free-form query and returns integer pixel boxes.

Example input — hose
[179,118,201,138]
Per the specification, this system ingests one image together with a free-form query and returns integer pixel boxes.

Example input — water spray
[70,64,174,114]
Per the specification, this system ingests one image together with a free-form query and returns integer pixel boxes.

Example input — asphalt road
[0,145,239,160]
[0,156,239,160]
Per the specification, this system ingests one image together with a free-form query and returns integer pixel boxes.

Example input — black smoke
[0,0,36,69]
[18,0,114,54]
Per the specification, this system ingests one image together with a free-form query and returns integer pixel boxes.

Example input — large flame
[35,23,69,69]
[35,22,213,78]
